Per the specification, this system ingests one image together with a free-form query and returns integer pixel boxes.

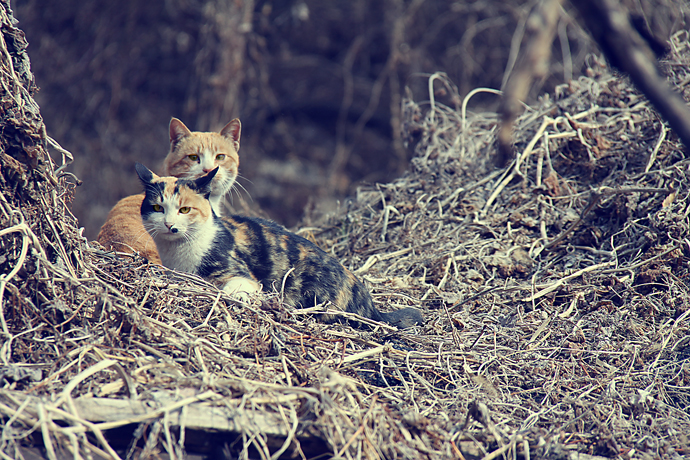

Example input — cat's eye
[188,154,199,161]
[179,206,191,214]
[152,204,163,212]
[216,154,226,161]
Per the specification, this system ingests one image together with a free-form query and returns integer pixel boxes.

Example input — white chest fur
[208,194,224,216]
[154,220,217,274]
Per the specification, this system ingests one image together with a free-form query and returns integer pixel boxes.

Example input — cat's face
[136,163,215,242]
[162,118,241,199]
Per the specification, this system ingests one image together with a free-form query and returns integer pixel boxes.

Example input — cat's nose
[165,222,177,233]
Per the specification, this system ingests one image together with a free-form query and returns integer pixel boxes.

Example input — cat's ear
[220,118,241,152]
[169,118,193,147]
[193,167,218,196]
[135,163,157,185]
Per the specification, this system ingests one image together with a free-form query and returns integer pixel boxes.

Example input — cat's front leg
[223,276,261,302]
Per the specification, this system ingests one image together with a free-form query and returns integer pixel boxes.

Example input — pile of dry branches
[1,0,689,454]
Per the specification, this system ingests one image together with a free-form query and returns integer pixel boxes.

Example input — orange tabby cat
[96,118,241,264]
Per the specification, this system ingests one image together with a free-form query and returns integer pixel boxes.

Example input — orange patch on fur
[298,245,310,262]
[334,285,350,311]
[228,219,251,248]
[96,194,162,264]
[174,184,213,223]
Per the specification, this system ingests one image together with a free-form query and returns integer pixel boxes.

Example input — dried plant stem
[523,261,615,302]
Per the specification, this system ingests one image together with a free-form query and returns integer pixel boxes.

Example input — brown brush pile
[1,2,690,459]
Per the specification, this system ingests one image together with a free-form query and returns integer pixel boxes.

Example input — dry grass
[1,0,690,456]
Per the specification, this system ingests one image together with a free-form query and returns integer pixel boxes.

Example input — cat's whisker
[219,178,235,205]
[236,173,253,185]
[226,185,240,205]
[232,177,253,202]
[144,229,159,245]
[133,230,152,249]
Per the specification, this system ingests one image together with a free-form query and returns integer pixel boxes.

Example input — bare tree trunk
[186,0,255,130]
[496,0,563,168]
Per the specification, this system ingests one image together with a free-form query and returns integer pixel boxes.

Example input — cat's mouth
[159,227,183,238]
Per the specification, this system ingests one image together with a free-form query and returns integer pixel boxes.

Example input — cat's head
[135,163,217,241]
[161,118,240,200]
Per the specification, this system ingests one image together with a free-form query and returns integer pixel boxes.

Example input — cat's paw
[229,290,251,303]
[223,277,261,302]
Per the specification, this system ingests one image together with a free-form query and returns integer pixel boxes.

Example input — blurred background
[12,0,688,240]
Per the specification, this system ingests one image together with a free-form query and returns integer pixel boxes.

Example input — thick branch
[575,0,690,154]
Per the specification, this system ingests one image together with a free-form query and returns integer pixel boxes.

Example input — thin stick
[45,405,123,460]
[522,261,614,302]
[38,403,58,460]
[483,117,553,215]
[0,224,31,341]
[645,124,668,173]
[55,360,117,408]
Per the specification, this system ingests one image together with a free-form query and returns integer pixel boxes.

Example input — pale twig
[280,267,296,305]
[501,11,528,91]
[483,116,554,215]
[599,244,682,274]
[270,403,300,460]
[44,405,122,460]
[163,410,177,460]
[354,248,413,274]
[458,87,503,159]
[522,261,615,302]
[47,136,74,170]
[0,223,35,340]
[54,360,118,409]
[56,390,221,434]
[198,291,223,329]
[645,124,668,173]
[38,403,58,460]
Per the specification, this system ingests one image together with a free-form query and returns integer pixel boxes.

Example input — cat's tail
[380,307,424,329]
[346,272,423,328]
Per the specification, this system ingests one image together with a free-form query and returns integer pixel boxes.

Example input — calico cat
[96,118,242,264]
[134,163,424,329]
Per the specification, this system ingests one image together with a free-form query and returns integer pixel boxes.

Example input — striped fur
[136,164,423,328]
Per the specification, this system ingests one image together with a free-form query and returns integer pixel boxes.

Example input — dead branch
[574,0,690,154]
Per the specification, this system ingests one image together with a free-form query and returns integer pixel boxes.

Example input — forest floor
[1,5,689,457]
